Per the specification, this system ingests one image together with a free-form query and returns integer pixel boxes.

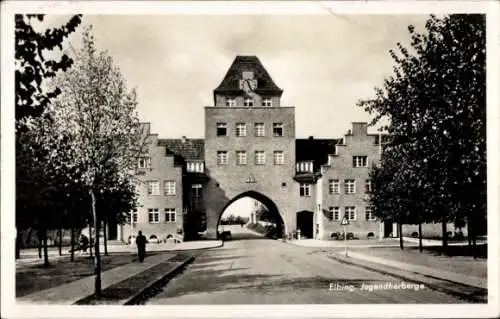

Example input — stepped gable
[158,138,205,166]
[214,55,283,96]
[296,138,341,170]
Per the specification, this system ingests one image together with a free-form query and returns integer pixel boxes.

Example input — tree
[17,115,91,265]
[40,26,146,295]
[358,15,486,254]
[98,174,139,255]
[16,125,63,265]
[15,14,82,128]
[255,205,274,224]
[15,14,82,260]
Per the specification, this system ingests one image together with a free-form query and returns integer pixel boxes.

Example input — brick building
[117,55,460,242]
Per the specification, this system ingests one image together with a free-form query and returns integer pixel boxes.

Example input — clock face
[240,71,257,94]
[240,78,257,94]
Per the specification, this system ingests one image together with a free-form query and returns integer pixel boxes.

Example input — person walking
[135,231,148,262]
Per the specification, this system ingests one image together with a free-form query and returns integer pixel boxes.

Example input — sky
[220,197,255,219]
[37,13,430,138]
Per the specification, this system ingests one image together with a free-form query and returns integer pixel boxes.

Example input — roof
[157,138,205,165]
[296,138,341,169]
[214,56,283,96]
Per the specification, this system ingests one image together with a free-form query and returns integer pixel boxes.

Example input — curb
[170,241,224,252]
[328,253,487,303]
[123,255,195,305]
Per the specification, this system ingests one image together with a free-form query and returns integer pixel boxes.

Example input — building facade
[118,55,460,242]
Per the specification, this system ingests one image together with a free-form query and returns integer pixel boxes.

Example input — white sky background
[35,14,430,138]
[220,197,254,219]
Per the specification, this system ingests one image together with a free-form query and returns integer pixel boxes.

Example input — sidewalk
[287,238,487,296]
[288,237,487,249]
[17,240,222,267]
[16,252,194,305]
[329,250,487,290]
[288,238,419,248]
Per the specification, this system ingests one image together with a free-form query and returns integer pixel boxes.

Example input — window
[244,98,254,107]
[273,123,284,137]
[329,207,340,221]
[147,181,160,196]
[365,179,372,193]
[236,151,247,165]
[344,179,356,194]
[225,98,236,107]
[365,207,376,221]
[328,179,340,194]
[262,98,272,107]
[217,123,227,136]
[137,157,151,169]
[255,151,265,165]
[236,123,247,137]
[148,208,159,223]
[353,156,368,167]
[192,184,202,197]
[165,208,176,223]
[128,210,138,224]
[273,151,284,165]
[345,207,356,220]
[217,151,228,165]
[164,180,176,196]
[255,123,265,137]
[299,183,311,197]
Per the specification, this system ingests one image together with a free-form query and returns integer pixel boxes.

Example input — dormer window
[226,98,236,107]
[262,98,272,107]
[243,98,254,107]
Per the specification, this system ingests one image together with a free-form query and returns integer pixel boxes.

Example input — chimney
[308,136,314,140]
[352,122,368,136]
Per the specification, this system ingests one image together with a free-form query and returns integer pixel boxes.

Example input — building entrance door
[296,211,314,238]
[384,219,393,237]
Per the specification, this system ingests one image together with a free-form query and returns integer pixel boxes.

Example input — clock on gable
[239,71,257,94]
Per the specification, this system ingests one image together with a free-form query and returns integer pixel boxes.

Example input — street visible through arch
[216,191,285,240]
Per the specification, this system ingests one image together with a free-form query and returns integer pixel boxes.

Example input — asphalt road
[148,226,464,304]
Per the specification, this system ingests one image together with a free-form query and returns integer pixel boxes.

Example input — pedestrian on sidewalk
[135,231,148,262]
[69,234,89,253]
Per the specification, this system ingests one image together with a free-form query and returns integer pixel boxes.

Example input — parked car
[220,231,232,241]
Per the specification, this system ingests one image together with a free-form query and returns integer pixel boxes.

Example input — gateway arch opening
[217,191,284,240]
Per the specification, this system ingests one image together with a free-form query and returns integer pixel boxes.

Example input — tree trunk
[70,225,75,262]
[15,228,21,260]
[88,222,93,257]
[90,189,102,296]
[43,229,49,267]
[467,219,472,248]
[103,218,108,256]
[58,226,63,256]
[37,230,42,259]
[418,221,423,253]
[398,222,404,250]
[26,227,33,247]
[471,217,477,260]
[441,219,448,250]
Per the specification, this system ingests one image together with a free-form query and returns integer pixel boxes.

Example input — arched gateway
[216,191,284,238]
[118,55,389,243]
